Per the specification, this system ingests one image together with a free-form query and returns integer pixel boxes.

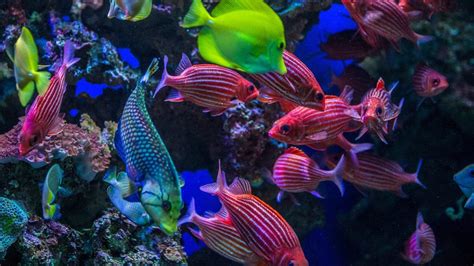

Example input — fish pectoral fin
[47,115,65,136]
[306,131,328,141]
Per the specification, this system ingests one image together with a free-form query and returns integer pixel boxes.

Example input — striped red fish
[271,147,346,200]
[178,198,266,265]
[413,63,449,99]
[331,64,375,103]
[268,87,371,166]
[401,212,436,264]
[320,30,379,60]
[201,163,308,266]
[398,0,432,20]
[326,152,425,197]
[342,0,431,47]
[356,78,404,144]
[154,54,259,116]
[19,41,79,156]
[249,50,325,111]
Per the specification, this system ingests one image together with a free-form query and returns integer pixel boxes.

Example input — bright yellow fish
[182,0,287,74]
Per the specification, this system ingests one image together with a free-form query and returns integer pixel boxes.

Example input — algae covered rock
[0,197,28,259]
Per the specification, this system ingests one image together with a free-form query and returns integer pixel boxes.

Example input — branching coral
[0,197,28,259]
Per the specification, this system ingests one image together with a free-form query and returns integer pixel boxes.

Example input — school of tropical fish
[0,0,471,265]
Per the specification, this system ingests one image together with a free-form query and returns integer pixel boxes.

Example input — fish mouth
[18,146,31,157]
[159,222,178,236]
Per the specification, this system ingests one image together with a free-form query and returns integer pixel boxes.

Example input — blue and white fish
[42,164,70,220]
[454,164,474,209]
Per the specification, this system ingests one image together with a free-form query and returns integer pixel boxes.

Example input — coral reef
[0,197,28,260]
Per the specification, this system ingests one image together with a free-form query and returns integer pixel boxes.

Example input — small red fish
[271,147,346,200]
[331,64,375,103]
[326,152,425,197]
[342,0,431,47]
[250,50,325,111]
[401,212,436,264]
[19,41,79,156]
[356,78,404,144]
[178,198,266,265]
[154,54,259,116]
[201,163,308,266]
[413,63,449,99]
[320,30,379,60]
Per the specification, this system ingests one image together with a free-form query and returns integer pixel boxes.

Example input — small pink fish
[201,163,308,266]
[178,198,266,265]
[154,54,258,116]
[401,212,436,264]
[271,147,346,201]
[413,63,449,98]
[19,41,79,156]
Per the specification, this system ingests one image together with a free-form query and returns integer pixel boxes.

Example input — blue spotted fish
[113,58,184,235]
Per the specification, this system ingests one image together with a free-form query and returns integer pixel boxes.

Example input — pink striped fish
[249,50,325,111]
[401,212,436,264]
[201,163,308,266]
[271,147,346,201]
[178,198,267,265]
[154,54,258,116]
[356,78,404,144]
[326,152,425,197]
[19,41,79,156]
[413,63,449,98]
[268,87,372,166]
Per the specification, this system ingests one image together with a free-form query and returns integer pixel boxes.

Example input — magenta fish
[401,212,436,264]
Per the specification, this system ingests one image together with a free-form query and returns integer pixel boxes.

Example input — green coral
[0,197,28,259]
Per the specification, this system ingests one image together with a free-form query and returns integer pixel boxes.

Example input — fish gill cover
[0,0,473,265]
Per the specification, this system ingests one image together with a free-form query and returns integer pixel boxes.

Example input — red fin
[284,147,307,157]
[376,78,385,90]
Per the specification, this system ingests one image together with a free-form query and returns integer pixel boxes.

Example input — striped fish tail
[62,40,80,69]
[325,154,346,196]
[178,198,197,226]
[411,159,426,189]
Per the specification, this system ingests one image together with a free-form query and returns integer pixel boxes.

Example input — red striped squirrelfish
[201,163,308,266]
[326,152,425,197]
[413,63,449,99]
[249,50,325,111]
[268,87,372,166]
[356,78,404,144]
[178,198,266,265]
[271,147,346,200]
[19,41,79,156]
[401,212,436,264]
[342,0,431,47]
[154,54,259,116]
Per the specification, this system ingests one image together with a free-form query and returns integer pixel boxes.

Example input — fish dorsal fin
[285,147,306,157]
[228,177,252,195]
[339,85,354,104]
[376,78,385,90]
[176,53,192,75]
[416,212,424,229]
[212,0,273,17]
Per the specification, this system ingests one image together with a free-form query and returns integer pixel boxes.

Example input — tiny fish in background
[401,212,436,264]
[18,41,79,156]
[178,198,266,265]
[356,78,404,144]
[325,153,425,197]
[270,147,345,201]
[154,54,258,116]
[250,50,325,111]
[453,164,474,209]
[42,164,71,220]
[200,162,308,266]
[107,0,152,21]
[6,27,51,106]
[330,64,375,103]
[181,0,287,74]
[413,63,449,107]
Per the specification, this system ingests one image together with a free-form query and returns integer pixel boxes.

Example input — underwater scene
[0,0,473,265]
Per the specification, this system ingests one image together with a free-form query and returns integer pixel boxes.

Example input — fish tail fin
[141,58,160,84]
[347,142,373,168]
[415,34,433,47]
[412,159,426,189]
[18,81,35,106]
[200,160,227,195]
[153,55,170,98]
[33,70,51,96]
[182,0,211,28]
[178,198,197,226]
[61,40,80,69]
[327,154,346,197]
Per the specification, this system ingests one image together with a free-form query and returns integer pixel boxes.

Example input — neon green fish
[107,0,152,22]
[7,27,50,106]
[182,0,287,74]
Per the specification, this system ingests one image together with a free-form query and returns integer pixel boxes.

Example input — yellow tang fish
[107,0,152,22]
[182,0,287,74]
[8,27,50,106]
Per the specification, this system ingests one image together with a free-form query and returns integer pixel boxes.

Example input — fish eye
[315,92,324,102]
[376,106,383,115]
[248,85,255,92]
[29,135,39,146]
[432,78,440,86]
[162,200,171,212]
[280,124,290,134]
[278,42,285,51]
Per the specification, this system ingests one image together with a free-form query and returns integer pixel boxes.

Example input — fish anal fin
[284,147,307,157]
[165,89,185,102]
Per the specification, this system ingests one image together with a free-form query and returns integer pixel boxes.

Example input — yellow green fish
[7,27,51,106]
[182,0,287,74]
[41,164,70,220]
[107,0,153,22]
